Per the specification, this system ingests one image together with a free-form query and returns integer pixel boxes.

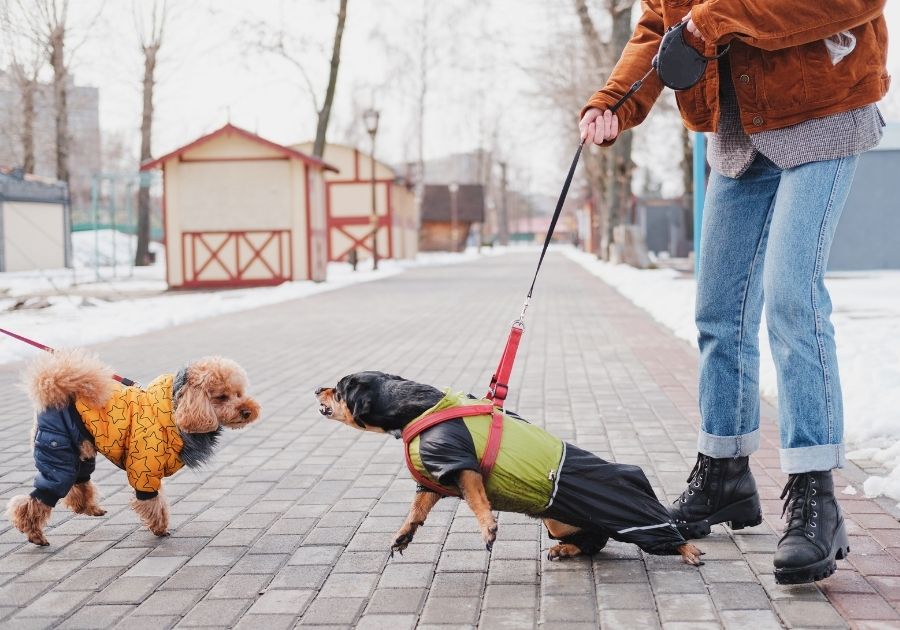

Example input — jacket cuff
[135,490,159,501]
[31,488,61,508]
[690,1,729,46]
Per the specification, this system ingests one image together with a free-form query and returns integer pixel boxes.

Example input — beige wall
[162,131,326,286]
[292,141,419,261]
[2,201,67,271]
[292,142,394,182]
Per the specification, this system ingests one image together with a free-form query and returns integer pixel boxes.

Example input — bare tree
[133,0,166,266]
[313,0,347,158]
[242,0,348,159]
[1,2,44,174]
[3,0,103,186]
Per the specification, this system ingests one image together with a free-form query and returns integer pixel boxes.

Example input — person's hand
[579,107,619,145]
[682,11,704,41]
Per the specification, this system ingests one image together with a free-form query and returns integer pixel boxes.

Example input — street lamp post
[448,182,459,253]
[363,108,380,270]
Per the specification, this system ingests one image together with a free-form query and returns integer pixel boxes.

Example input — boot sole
[774,520,851,585]
[677,495,763,540]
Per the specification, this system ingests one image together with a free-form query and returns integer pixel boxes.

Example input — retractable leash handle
[0,327,139,387]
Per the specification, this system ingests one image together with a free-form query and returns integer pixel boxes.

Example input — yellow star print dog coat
[29,374,186,507]
[75,374,184,495]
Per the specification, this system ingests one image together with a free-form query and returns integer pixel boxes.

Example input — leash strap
[402,404,504,497]
[0,327,138,387]
[484,67,654,410]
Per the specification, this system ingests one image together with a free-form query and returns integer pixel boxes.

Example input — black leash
[518,65,654,322]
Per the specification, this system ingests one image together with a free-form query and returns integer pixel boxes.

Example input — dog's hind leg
[457,470,498,551]
[63,441,106,516]
[544,519,583,560]
[6,495,52,546]
[391,489,441,556]
[544,519,610,560]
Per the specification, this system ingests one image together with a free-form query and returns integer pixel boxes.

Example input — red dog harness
[402,403,504,497]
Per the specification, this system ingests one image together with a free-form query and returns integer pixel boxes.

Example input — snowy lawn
[1,230,509,365]
[565,247,900,506]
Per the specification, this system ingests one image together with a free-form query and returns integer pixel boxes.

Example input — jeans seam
[736,190,778,436]
[811,157,845,445]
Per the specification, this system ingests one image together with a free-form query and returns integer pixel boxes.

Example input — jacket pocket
[758,47,805,109]
[34,428,77,469]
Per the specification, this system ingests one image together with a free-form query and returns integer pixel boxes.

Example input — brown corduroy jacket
[582,0,890,139]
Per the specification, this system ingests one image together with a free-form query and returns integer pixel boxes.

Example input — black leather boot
[774,471,850,584]
[669,454,762,539]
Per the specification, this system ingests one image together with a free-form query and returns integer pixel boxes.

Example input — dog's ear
[337,374,374,428]
[174,371,219,434]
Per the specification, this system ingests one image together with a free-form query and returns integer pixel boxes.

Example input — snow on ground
[564,247,900,505]
[0,230,510,366]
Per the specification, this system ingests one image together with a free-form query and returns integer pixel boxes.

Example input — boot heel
[833,519,850,560]
[729,511,763,531]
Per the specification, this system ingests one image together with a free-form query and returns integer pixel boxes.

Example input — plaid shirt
[708,58,884,178]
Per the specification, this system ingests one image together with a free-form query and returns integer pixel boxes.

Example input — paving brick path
[1,252,898,629]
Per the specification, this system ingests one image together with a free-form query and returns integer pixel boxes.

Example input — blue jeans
[696,153,858,473]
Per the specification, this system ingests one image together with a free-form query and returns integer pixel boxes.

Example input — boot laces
[679,454,711,503]
[780,473,818,538]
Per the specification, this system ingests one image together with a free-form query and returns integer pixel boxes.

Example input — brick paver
[1,252,899,629]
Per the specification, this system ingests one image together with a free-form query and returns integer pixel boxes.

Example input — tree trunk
[604,1,635,260]
[49,24,69,185]
[20,78,36,174]
[135,44,159,266]
[312,0,348,159]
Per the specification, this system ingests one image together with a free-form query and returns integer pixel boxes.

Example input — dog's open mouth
[319,404,333,417]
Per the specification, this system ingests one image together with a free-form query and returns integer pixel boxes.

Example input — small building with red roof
[290,141,418,264]
[140,123,338,288]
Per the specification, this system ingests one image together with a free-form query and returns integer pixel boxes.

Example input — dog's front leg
[130,491,170,536]
[457,470,498,551]
[391,489,441,556]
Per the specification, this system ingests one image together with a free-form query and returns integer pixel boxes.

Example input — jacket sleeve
[580,0,666,145]
[690,0,886,51]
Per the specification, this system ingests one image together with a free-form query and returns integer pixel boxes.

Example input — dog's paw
[678,543,705,566]
[482,521,498,552]
[547,543,582,560]
[28,533,50,547]
[85,506,107,517]
[150,527,170,537]
[390,531,415,557]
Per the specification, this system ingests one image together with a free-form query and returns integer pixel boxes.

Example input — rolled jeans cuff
[779,444,845,473]
[698,428,759,458]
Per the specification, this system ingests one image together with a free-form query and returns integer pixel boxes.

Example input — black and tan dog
[315,371,703,565]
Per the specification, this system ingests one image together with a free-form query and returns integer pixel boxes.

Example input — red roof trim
[140,123,339,173]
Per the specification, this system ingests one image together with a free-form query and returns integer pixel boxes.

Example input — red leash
[485,139,586,409]
[0,327,139,387]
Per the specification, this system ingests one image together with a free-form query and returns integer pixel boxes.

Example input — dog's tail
[24,349,116,410]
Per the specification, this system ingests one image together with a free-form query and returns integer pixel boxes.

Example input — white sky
[6,0,900,196]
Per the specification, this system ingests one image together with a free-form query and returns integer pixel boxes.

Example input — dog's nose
[240,409,251,419]
[315,387,324,395]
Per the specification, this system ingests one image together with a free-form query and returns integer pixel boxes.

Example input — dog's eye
[334,392,342,402]
[215,394,229,401]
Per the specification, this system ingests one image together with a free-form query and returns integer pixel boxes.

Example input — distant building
[291,142,417,263]
[0,70,100,215]
[829,124,900,270]
[635,198,692,258]
[0,168,70,272]
[140,123,337,288]
[420,184,485,252]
